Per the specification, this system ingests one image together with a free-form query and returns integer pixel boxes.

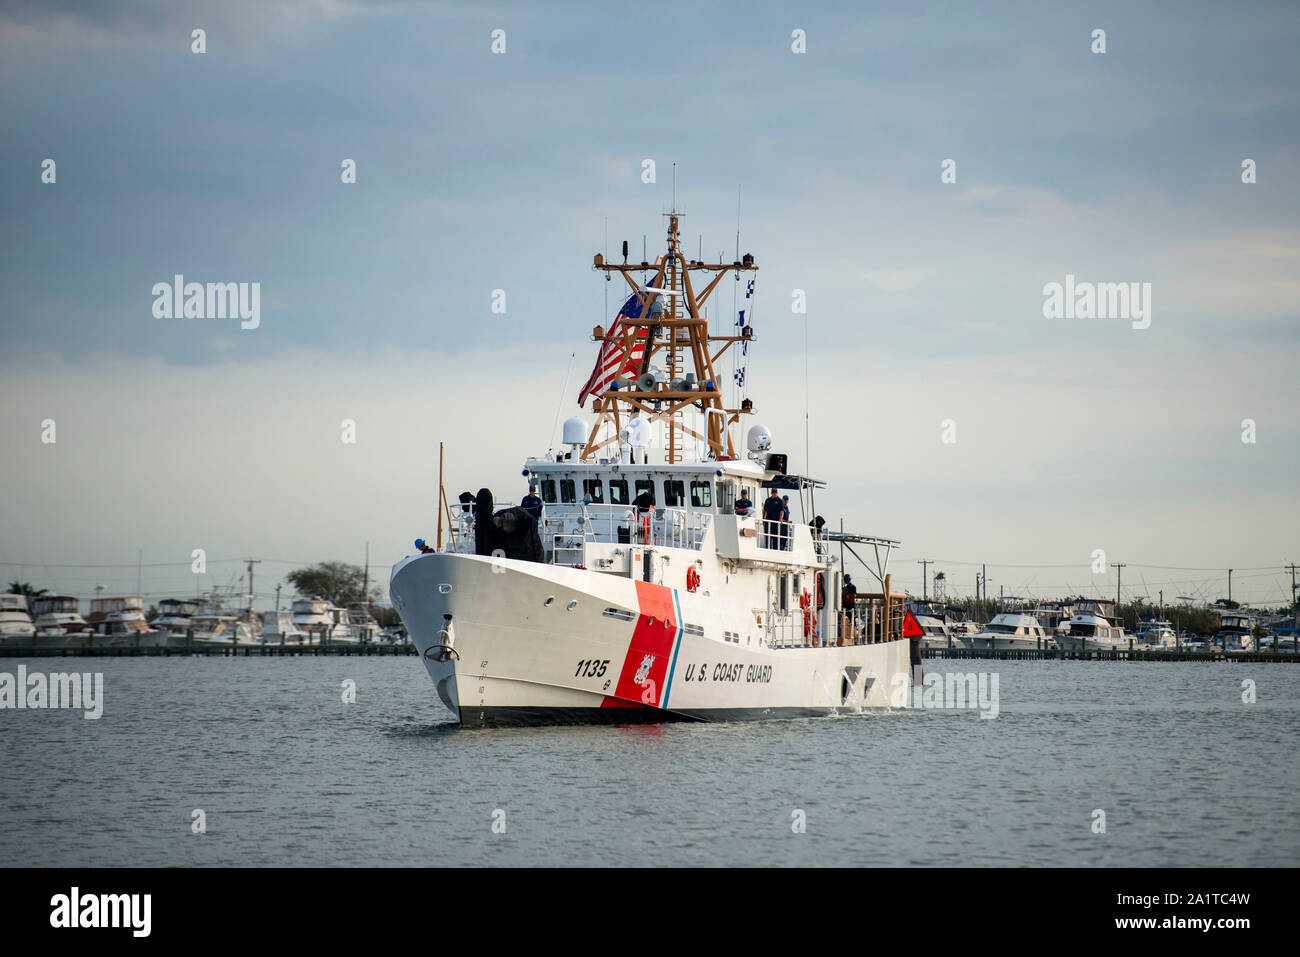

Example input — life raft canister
[686,566,701,592]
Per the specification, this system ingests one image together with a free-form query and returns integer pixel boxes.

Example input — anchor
[424,614,460,662]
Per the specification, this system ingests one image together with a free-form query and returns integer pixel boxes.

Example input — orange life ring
[686,566,700,592]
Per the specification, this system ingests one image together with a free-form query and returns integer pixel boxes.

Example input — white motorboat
[0,593,37,646]
[959,612,1052,651]
[1057,598,1128,651]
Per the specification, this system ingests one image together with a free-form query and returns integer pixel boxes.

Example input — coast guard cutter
[390,207,916,727]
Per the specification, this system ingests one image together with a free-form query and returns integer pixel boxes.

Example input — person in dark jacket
[762,489,784,549]
[631,489,654,543]
[520,484,543,522]
[841,574,857,641]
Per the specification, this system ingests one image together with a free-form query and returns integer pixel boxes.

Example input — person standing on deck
[521,484,543,522]
[631,487,655,544]
[842,574,858,642]
[762,489,784,549]
[780,495,792,550]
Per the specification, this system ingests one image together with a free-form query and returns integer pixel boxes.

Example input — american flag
[578,275,660,406]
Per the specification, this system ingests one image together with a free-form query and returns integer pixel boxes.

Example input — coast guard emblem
[634,653,655,685]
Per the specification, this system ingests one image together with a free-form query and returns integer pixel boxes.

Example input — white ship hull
[390,552,911,728]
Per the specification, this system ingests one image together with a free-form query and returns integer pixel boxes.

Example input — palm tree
[6,581,48,601]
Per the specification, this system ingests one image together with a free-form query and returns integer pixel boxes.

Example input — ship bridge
[517,456,836,566]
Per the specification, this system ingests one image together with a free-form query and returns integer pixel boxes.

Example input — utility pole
[275,582,282,612]
[1114,563,1126,608]
[982,563,987,603]
[1227,568,1233,604]
[362,542,370,618]
[918,560,933,600]
[244,558,261,616]
[1286,564,1299,610]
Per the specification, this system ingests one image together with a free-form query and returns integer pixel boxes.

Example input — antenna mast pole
[584,185,758,464]
[437,442,444,551]
[244,558,260,616]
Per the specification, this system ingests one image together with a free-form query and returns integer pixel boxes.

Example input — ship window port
[690,481,712,508]
[535,477,720,512]
[664,480,685,506]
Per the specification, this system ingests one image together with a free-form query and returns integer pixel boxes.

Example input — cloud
[0,0,362,51]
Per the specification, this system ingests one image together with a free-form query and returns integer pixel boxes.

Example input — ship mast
[584,206,758,463]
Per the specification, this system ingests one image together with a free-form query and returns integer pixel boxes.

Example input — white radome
[562,417,587,446]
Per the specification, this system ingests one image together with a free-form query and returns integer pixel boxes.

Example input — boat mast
[584,202,758,463]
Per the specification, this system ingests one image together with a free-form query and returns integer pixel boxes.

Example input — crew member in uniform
[632,487,655,544]
[841,573,857,642]
[734,490,754,516]
[521,484,543,522]
[762,488,784,549]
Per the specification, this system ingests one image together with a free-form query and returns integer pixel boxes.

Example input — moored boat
[906,599,953,650]
[0,593,38,646]
[959,611,1051,651]
[1056,598,1127,651]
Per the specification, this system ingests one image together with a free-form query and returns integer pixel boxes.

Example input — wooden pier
[922,645,1298,663]
[0,643,418,659]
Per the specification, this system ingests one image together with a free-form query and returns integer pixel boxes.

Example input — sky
[1,0,1297,608]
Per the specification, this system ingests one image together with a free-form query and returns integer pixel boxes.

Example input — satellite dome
[621,415,652,449]
[562,417,587,446]
[746,424,772,453]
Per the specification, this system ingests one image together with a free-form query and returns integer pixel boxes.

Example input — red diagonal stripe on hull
[603,581,676,708]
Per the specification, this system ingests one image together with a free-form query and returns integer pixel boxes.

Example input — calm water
[1,656,1296,866]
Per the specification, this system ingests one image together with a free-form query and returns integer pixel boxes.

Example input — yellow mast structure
[583,209,758,463]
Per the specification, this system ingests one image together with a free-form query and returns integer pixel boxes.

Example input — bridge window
[690,481,712,508]
[609,479,629,505]
[582,478,604,503]
[540,479,557,503]
[560,479,576,504]
[715,481,734,511]
[634,479,656,503]
[664,480,685,506]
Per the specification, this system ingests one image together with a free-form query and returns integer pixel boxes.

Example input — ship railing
[436,501,712,561]
[764,596,906,649]
[541,504,712,563]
